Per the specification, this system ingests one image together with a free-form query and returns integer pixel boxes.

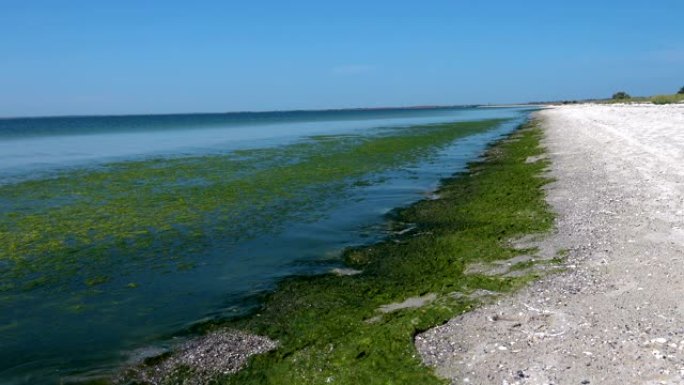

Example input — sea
[0,106,535,384]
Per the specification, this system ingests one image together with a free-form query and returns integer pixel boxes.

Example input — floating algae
[136,121,555,385]
[1,116,534,383]
[0,120,504,294]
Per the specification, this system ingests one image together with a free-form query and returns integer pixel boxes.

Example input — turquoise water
[0,107,534,384]
[1,108,474,183]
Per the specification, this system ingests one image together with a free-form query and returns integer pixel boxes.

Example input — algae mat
[130,121,554,384]
[0,116,531,383]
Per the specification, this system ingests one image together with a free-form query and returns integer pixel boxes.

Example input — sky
[1,0,683,117]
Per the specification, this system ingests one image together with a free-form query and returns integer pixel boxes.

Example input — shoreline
[417,104,684,384]
[2,112,530,384]
[121,119,555,384]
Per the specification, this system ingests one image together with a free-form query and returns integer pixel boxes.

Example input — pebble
[119,330,277,384]
[414,105,684,385]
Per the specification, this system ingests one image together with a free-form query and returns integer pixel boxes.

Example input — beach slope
[417,104,684,384]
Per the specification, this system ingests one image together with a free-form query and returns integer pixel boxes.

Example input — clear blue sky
[1,0,682,117]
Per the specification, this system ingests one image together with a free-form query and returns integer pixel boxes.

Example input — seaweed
[0,120,501,296]
[139,120,554,384]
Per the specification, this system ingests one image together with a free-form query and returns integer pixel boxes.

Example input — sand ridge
[416,104,684,385]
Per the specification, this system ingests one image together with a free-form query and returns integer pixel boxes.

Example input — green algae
[134,120,554,385]
[0,120,501,296]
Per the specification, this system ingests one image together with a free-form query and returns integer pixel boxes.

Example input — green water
[0,108,532,383]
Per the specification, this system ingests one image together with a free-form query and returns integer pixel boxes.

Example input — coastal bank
[123,118,557,384]
[418,104,684,385]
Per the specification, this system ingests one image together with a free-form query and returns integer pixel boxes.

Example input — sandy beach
[416,104,684,384]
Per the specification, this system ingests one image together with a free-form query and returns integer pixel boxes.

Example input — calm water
[2,108,513,184]
[0,107,534,384]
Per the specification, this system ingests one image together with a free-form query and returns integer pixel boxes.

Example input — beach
[7,103,684,383]
[417,104,684,384]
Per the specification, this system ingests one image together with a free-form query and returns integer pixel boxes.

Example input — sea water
[0,107,534,384]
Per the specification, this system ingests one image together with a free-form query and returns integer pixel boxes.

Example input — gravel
[415,104,684,385]
[120,330,277,384]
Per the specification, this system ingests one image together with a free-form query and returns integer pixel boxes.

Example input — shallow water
[0,107,534,384]
[1,108,512,184]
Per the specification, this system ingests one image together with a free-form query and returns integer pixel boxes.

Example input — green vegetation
[651,93,684,105]
[605,85,684,104]
[129,120,555,384]
[0,120,501,298]
[597,91,683,105]
[611,91,631,100]
[596,96,646,104]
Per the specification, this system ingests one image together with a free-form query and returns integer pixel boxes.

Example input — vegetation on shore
[129,119,556,384]
[554,86,684,105]
[602,86,684,105]
[595,93,684,105]
[650,93,684,105]
[611,91,631,100]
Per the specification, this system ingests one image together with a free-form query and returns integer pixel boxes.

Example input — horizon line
[0,103,541,120]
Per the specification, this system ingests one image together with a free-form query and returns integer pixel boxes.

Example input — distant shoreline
[479,104,547,108]
[0,104,484,120]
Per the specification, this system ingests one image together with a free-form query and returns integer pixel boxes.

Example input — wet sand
[417,104,684,384]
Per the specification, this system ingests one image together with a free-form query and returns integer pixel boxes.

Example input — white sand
[416,104,684,384]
